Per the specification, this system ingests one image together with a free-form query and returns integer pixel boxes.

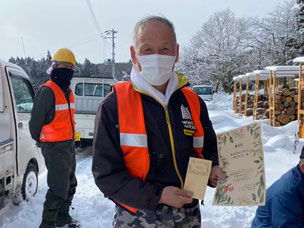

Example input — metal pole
[21,37,27,58]
[104,29,118,80]
[111,29,116,80]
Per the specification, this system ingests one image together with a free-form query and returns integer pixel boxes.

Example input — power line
[68,35,101,48]
[32,34,102,60]
[86,0,103,37]
[86,0,106,61]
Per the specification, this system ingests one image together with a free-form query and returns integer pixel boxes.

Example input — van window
[193,87,212,95]
[10,74,34,113]
[75,83,112,97]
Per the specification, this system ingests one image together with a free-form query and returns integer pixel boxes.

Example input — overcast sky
[0,0,290,64]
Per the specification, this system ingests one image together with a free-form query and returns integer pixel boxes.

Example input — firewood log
[287,107,296,115]
[278,114,290,125]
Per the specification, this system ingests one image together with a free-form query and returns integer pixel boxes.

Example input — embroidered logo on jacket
[181,104,196,136]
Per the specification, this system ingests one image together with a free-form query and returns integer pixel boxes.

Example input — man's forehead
[136,21,175,44]
[139,41,171,47]
[138,20,172,34]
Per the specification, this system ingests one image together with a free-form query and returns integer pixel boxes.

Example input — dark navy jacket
[92,76,219,211]
[252,165,304,227]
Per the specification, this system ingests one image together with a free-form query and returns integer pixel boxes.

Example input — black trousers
[41,140,77,211]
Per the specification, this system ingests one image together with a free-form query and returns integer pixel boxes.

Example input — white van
[0,61,44,211]
[70,76,116,148]
[192,84,213,101]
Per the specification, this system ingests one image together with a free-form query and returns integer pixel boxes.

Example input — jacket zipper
[164,106,184,189]
[131,80,188,189]
[132,88,184,189]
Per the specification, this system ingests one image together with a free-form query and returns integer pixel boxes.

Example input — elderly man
[92,16,225,227]
[251,148,304,227]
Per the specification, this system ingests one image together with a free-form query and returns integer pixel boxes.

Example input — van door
[0,68,14,199]
[5,68,39,177]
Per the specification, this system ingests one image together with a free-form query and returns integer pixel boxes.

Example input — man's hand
[209,165,226,187]
[159,186,193,208]
[35,141,41,148]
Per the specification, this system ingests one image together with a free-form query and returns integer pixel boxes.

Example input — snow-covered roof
[240,70,269,80]
[233,75,245,81]
[240,73,257,81]
[265,65,299,71]
[233,76,240,81]
[253,70,270,77]
[264,65,302,78]
[293,56,304,63]
[245,72,257,78]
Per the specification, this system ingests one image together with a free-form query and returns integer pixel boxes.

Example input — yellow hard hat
[52,48,76,66]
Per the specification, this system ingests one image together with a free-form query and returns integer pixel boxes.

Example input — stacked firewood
[272,85,298,126]
[254,95,269,119]
[236,94,269,117]
[235,85,299,126]
[236,94,255,115]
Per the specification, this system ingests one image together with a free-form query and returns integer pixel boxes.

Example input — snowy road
[0,93,302,228]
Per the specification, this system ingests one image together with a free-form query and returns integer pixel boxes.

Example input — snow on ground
[1,92,303,228]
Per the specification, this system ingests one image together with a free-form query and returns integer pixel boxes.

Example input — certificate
[184,157,212,200]
[212,123,266,206]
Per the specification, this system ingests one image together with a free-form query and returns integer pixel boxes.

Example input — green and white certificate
[213,123,266,206]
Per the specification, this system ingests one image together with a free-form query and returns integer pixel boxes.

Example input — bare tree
[250,0,298,65]
[177,9,252,93]
[177,0,299,93]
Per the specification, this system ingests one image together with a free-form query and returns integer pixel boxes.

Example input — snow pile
[0,93,302,228]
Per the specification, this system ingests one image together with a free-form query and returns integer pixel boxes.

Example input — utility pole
[104,29,118,80]
[21,37,27,58]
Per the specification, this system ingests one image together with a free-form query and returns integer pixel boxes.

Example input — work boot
[56,203,80,227]
[39,208,58,228]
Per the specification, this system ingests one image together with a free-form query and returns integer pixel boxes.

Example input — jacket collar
[130,67,189,106]
[175,72,189,90]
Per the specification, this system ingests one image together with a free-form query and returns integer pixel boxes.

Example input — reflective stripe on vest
[120,133,148,147]
[39,81,75,142]
[115,81,204,214]
[55,103,75,111]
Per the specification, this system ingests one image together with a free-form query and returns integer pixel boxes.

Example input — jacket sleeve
[199,98,219,166]
[29,86,55,142]
[271,191,304,227]
[92,91,163,211]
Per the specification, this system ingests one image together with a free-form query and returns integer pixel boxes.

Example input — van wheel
[21,163,38,200]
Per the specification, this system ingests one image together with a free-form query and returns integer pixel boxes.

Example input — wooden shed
[265,66,299,126]
[252,70,270,120]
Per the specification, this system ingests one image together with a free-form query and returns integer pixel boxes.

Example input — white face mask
[137,54,176,86]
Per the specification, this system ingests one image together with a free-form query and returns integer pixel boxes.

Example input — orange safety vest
[39,81,75,142]
[115,81,204,213]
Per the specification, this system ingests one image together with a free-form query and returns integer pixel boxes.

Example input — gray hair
[299,159,304,166]
[132,16,177,46]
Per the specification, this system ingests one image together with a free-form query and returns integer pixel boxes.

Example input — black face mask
[50,68,74,91]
